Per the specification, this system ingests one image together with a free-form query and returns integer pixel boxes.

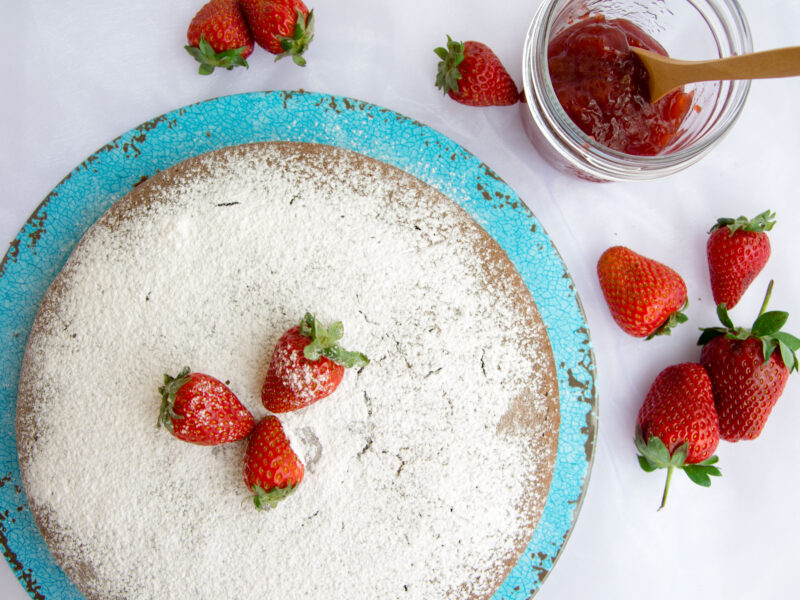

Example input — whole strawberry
[157,367,255,445]
[243,415,305,509]
[185,0,254,74]
[434,36,521,106]
[699,281,799,441]
[635,363,721,510]
[597,246,688,339]
[262,313,369,413]
[707,209,775,309]
[241,0,314,66]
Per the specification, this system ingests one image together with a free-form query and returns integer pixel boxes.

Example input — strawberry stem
[759,280,775,317]
[659,466,674,512]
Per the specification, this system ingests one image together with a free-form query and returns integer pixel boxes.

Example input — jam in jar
[548,16,693,156]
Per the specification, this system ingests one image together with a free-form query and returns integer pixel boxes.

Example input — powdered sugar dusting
[17,143,558,600]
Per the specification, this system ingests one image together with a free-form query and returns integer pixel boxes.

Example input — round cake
[16,142,560,600]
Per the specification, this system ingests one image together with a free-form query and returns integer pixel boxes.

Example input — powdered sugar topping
[17,143,558,600]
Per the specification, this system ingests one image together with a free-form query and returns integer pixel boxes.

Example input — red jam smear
[548,16,693,156]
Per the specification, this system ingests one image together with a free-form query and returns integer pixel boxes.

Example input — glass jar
[521,0,753,182]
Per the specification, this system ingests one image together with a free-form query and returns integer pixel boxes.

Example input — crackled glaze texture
[0,91,596,599]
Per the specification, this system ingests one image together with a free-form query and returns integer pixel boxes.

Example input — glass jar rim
[522,0,754,181]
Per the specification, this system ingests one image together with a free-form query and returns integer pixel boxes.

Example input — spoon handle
[632,46,800,102]
[665,46,800,81]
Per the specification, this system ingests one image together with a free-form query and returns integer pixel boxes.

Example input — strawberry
[635,363,721,510]
[596,245,688,339]
[243,415,305,509]
[185,0,254,75]
[698,280,800,441]
[240,0,314,66]
[707,209,775,309]
[434,36,520,106]
[262,313,369,413]
[157,367,255,445]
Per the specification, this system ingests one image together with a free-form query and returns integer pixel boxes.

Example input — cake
[16,142,560,599]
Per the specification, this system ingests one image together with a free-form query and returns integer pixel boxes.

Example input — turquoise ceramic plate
[0,91,597,599]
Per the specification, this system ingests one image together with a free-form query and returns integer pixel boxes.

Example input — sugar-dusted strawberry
[185,0,254,75]
[635,363,721,510]
[157,367,255,445]
[707,209,775,309]
[698,280,799,441]
[241,0,314,66]
[262,313,369,413]
[434,36,520,106]
[243,415,305,509]
[597,245,688,339]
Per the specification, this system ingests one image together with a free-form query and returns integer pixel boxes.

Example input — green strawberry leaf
[303,339,324,361]
[697,327,726,346]
[752,311,789,337]
[434,47,449,61]
[773,331,800,351]
[648,436,672,466]
[695,455,719,466]
[771,331,800,372]
[717,303,735,329]
[635,430,674,469]
[634,426,649,455]
[327,321,344,342]
[761,336,776,362]
[683,461,722,487]
[322,346,370,369]
[669,443,688,467]
[683,467,711,487]
[778,340,798,372]
[637,455,657,472]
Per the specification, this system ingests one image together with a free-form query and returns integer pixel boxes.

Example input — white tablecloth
[2,1,799,598]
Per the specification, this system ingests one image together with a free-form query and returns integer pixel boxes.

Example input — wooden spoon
[631,46,800,102]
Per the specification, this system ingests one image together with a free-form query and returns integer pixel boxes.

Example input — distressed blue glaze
[0,91,597,599]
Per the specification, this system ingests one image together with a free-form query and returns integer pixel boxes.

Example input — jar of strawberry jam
[521,0,753,181]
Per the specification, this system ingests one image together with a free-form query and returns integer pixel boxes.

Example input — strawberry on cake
[16,142,560,600]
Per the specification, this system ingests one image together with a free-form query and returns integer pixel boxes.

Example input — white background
[2,1,799,598]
